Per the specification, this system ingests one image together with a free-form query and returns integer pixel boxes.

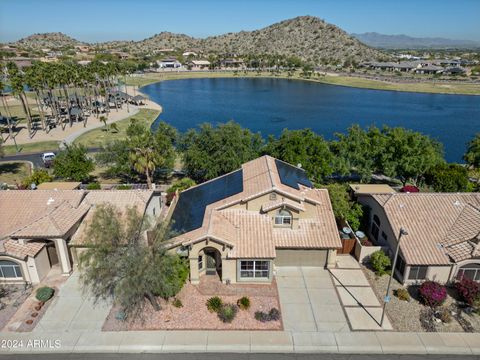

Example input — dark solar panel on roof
[275,159,313,190]
[170,169,243,235]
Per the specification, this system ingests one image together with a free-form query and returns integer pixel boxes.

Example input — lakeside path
[1,86,162,148]
[128,70,480,96]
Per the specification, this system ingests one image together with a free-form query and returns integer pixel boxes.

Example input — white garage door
[274,249,328,267]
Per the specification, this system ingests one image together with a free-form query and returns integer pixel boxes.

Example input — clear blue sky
[0,0,479,42]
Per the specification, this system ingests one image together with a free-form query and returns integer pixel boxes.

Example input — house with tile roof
[0,190,160,284]
[165,155,342,284]
[357,193,480,284]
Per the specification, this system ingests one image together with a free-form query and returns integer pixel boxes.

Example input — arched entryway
[456,262,480,281]
[203,247,222,279]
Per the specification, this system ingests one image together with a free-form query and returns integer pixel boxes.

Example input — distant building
[157,58,182,68]
[182,51,198,57]
[220,59,245,69]
[74,45,91,53]
[189,60,210,70]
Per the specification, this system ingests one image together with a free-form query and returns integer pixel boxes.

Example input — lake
[141,77,480,162]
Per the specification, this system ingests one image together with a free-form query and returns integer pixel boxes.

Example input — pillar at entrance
[54,238,72,276]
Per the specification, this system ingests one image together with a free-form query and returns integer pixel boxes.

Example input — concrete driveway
[275,266,350,332]
[34,271,111,333]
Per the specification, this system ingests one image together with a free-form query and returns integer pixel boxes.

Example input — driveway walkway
[330,255,392,331]
[34,271,111,333]
[276,266,350,332]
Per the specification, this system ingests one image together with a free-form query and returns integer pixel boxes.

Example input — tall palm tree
[129,132,159,189]
[24,64,47,132]
[6,62,33,138]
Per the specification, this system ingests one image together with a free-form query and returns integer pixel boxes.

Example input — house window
[371,215,380,241]
[269,193,277,201]
[240,260,270,279]
[381,231,388,242]
[395,255,406,278]
[274,209,292,226]
[0,260,23,279]
[198,255,203,270]
[408,266,428,280]
[456,263,480,281]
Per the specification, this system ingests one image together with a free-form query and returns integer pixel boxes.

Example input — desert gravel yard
[103,277,282,331]
[363,265,480,332]
[0,285,32,331]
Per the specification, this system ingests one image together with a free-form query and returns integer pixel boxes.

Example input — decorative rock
[31,312,38,317]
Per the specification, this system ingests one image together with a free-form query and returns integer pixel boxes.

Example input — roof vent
[453,200,461,206]
[297,163,302,168]
[47,197,55,205]
[399,203,405,209]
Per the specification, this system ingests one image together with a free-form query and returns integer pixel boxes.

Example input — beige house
[0,190,160,284]
[357,193,480,284]
[166,156,342,284]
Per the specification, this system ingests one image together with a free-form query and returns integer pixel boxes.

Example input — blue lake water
[141,77,480,162]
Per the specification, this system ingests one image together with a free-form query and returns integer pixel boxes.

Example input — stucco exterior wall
[145,194,162,219]
[33,247,51,283]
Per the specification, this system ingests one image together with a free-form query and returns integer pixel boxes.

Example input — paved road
[1,148,100,169]
[0,353,475,359]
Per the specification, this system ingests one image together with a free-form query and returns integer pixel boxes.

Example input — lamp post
[380,227,408,327]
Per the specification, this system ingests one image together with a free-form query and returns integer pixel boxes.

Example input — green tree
[53,144,94,181]
[464,133,480,168]
[78,204,188,318]
[6,62,33,137]
[425,163,471,192]
[264,129,334,182]
[331,125,385,182]
[380,127,444,185]
[95,140,134,180]
[22,169,53,188]
[324,184,364,231]
[180,121,263,182]
[128,122,175,189]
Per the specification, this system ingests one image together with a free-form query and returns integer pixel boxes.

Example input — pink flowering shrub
[455,277,480,306]
[419,281,447,307]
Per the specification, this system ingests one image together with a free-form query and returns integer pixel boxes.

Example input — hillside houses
[361,59,467,75]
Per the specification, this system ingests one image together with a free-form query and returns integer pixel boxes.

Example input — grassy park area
[73,108,160,148]
[0,161,32,185]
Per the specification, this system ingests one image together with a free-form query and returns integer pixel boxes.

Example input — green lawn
[2,140,60,155]
[73,108,160,148]
[127,71,480,96]
[0,161,32,185]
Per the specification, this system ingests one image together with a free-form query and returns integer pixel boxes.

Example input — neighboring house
[166,156,341,285]
[414,65,444,74]
[357,193,480,284]
[182,51,198,57]
[349,184,395,198]
[188,60,210,70]
[220,59,245,69]
[157,58,182,68]
[0,190,161,284]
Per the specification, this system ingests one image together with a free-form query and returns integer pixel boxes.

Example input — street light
[380,227,408,327]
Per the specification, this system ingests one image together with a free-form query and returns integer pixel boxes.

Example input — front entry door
[205,251,217,275]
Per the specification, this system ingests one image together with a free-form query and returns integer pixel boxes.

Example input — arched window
[456,263,480,281]
[371,214,381,241]
[0,260,23,279]
[275,209,292,226]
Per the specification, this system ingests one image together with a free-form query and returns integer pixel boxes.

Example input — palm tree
[24,64,47,133]
[6,62,33,138]
[129,134,158,189]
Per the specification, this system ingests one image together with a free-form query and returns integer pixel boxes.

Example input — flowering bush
[455,277,480,306]
[419,281,447,307]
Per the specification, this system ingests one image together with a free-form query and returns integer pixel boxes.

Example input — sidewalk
[0,329,479,354]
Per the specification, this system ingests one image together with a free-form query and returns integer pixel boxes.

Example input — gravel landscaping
[103,277,282,331]
[0,284,32,331]
[363,265,480,332]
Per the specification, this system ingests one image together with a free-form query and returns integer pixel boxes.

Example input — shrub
[455,277,480,306]
[217,303,238,323]
[237,296,250,310]
[268,308,281,321]
[254,308,281,322]
[172,298,183,308]
[86,182,101,190]
[152,255,188,299]
[206,296,223,313]
[35,287,54,302]
[419,281,447,307]
[22,169,53,188]
[436,307,452,323]
[116,184,132,190]
[394,288,410,302]
[370,250,391,276]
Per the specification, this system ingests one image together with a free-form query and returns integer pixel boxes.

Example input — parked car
[41,152,56,168]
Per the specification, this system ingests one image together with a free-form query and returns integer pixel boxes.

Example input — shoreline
[132,71,480,96]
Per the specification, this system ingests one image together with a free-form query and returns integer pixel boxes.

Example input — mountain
[124,16,389,64]
[352,32,480,49]
[9,17,389,64]
[13,32,85,49]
